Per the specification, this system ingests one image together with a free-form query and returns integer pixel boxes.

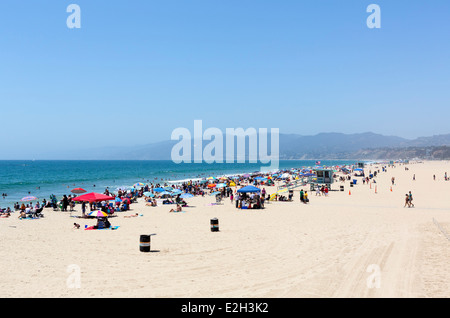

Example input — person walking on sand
[408,191,414,207]
[299,189,304,203]
[81,201,87,218]
[404,194,410,208]
[304,191,309,204]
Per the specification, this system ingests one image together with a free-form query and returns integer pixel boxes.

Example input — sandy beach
[1,160,449,298]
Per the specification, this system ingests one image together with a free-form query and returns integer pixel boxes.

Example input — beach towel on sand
[85,226,120,230]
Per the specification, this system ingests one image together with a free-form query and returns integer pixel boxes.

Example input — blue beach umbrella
[143,192,155,197]
[237,185,261,193]
[210,191,221,196]
[180,193,194,199]
[153,188,165,192]
[216,183,226,188]
[171,189,183,195]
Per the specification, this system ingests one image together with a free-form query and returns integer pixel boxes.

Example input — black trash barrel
[140,234,151,252]
[210,218,219,232]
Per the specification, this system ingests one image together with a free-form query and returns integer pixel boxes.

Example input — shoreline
[0,159,363,209]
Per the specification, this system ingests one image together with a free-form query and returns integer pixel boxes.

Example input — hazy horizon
[0,130,447,160]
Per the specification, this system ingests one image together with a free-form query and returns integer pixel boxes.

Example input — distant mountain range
[37,132,450,160]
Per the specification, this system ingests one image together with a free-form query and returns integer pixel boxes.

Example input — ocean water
[0,160,358,208]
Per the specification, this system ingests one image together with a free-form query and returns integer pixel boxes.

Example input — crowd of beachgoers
[0,163,374,219]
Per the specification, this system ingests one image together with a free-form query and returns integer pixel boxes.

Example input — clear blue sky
[0,1,449,158]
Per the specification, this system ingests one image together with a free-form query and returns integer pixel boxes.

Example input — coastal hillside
[35,132,450,160]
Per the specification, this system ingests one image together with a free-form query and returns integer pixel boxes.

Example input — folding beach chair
[34,207,44,218]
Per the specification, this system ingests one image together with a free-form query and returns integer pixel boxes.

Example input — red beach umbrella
[72,192,115,202]
[71,188,87,194]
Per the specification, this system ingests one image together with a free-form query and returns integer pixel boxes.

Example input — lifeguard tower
[310,168,334,190]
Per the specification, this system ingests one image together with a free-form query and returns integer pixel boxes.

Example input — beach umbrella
[207,184,216,188]
[216,183,226,188]
[71,188,86,194]
[71,192,115,202]
[160,191,172,196]
[210,191,221,196]
[207,177,216,180]
[237,185,261,193]
[143,192,154,197]
[180,193,194,199]
[229,181,236,187]
[171,189,183,195]
[153,188,165,192]
[87,210,109,218]
[133,182,145,188]
[164,187,174,191]
[21,196,38,202]
[114,197,122,203]
[121,198,131,204]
